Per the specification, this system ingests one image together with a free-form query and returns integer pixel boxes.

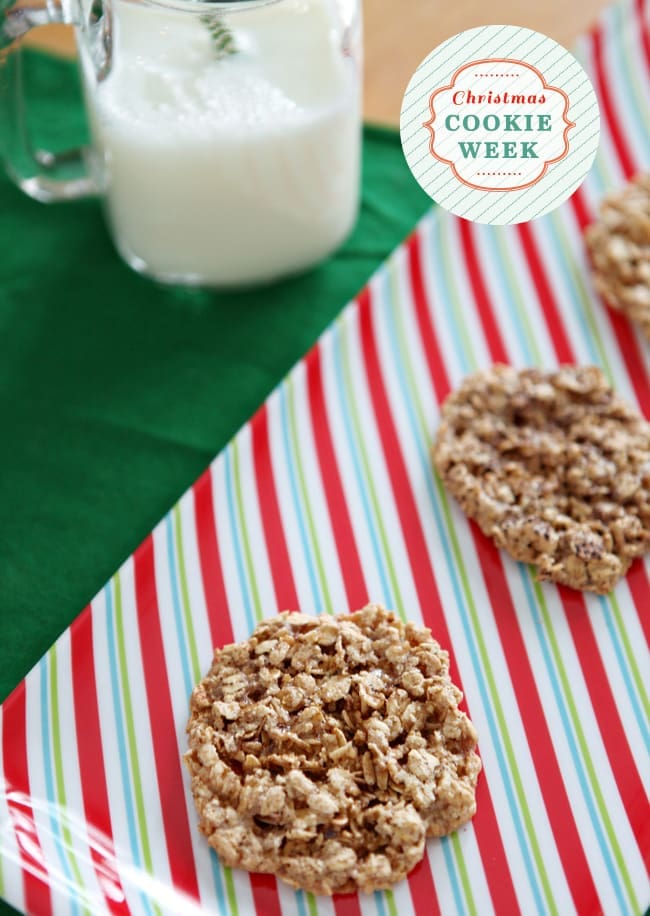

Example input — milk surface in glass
[80,0,361,286]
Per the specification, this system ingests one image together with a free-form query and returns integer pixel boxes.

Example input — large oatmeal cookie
[585,172,650,340]
[433,365,650,594]
[185,605,480,895]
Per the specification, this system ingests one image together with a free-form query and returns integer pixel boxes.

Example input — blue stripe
[104,582,154,916]
[222,435,322,914]
[295,890,309,916]
[426,219,474,376]
[600,597,650,750]
[427,204,632,907]
[278,382,325,612]
[164,513,233,916]
[224,448,256,635]
[331,319,395,607]
[430,200,636,911]
[428,181,638,908]
[479,226,537,364]
[610,3,650,152]
[588,147,608,198]
[590,119,620,188]
[536,212,603,366]
[380,263,547,912]
[278,358,389,914]
[441,836,468,916]
[38,656,79,916]
[373,889,388,916]
[165,514,194,699]
[505,202,649,800]
[518,571,629,913]
[575,31,650,758]
[510,214,649,736]
[209,859,229,916]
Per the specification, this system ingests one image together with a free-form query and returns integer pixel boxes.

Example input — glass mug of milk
[1,0,362,286]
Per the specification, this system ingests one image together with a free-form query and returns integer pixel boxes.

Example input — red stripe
[301,340,370,916]
[356,285,442,916]
[559,587,649,853]
[251,406,300,611]
[247,410,292,916]
[458,219,509,363]
[2,681,53,916]
[133,536,202,904]
[571,188,650,418]
[406,233,451,403]
[464,211,649,858]
[468,525,603,913]
[193,468,284,916]
[70,610,130,914]
[515,223,574,363]
[636,0,650,71]
[331,893,365,916]
[305,345,369,610]
[247,873,283,916]
[193,468,235,650]
[627,561,650,646]
[356,283,519,916]
[590,24,636,180]
[357,286,450,669]
[409,232,567,914]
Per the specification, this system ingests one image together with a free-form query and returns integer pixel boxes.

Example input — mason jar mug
[0,0,363,286]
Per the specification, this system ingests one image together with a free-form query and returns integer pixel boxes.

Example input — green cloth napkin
[0,49,430,727]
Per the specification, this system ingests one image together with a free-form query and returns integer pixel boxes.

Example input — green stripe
[338,313,407,621]
[437,483,559,915]
[450,833,478,916]
[384,888,399,916]
[608,592,650,721]
[493,228,544,366]
[223,866,239,916]
[306,891,319,916]
[337,307,415,916]
[438,202,638,909]
[613,3,650,152]
[547,211,615,384]
[387,261,532,916]
[400,248,559,911]
[545,212,649,727]
[439,224,478,366]
[388,261,478,910]
[287,375,335,615]
[232,438,264,623]
[587,98,615,192]
[531,581,640,912]
[113,573,160,913]
[171,510,240,915]
[48,647,90,915]
[173,504,202,684]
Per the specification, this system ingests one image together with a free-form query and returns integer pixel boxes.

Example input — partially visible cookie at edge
[184,605,480,896]
[585,172,650,340]
[432,364,650,594]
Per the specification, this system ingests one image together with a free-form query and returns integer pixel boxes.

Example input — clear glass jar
[1,0,363,286]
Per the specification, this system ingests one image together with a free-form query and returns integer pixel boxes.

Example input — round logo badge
[400,26,600,224]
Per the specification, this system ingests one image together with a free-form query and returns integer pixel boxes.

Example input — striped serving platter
[1,0,649,913]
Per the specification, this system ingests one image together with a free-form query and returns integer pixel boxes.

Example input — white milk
[81,0,361,285]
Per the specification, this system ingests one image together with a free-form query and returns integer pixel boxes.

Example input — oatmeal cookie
[185,605,480,895]
[585,172,650,340]
[433,365,650,594]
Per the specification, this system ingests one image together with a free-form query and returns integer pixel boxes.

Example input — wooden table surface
[27,0,610,126]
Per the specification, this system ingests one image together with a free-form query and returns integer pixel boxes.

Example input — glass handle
[0,1,100,202]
